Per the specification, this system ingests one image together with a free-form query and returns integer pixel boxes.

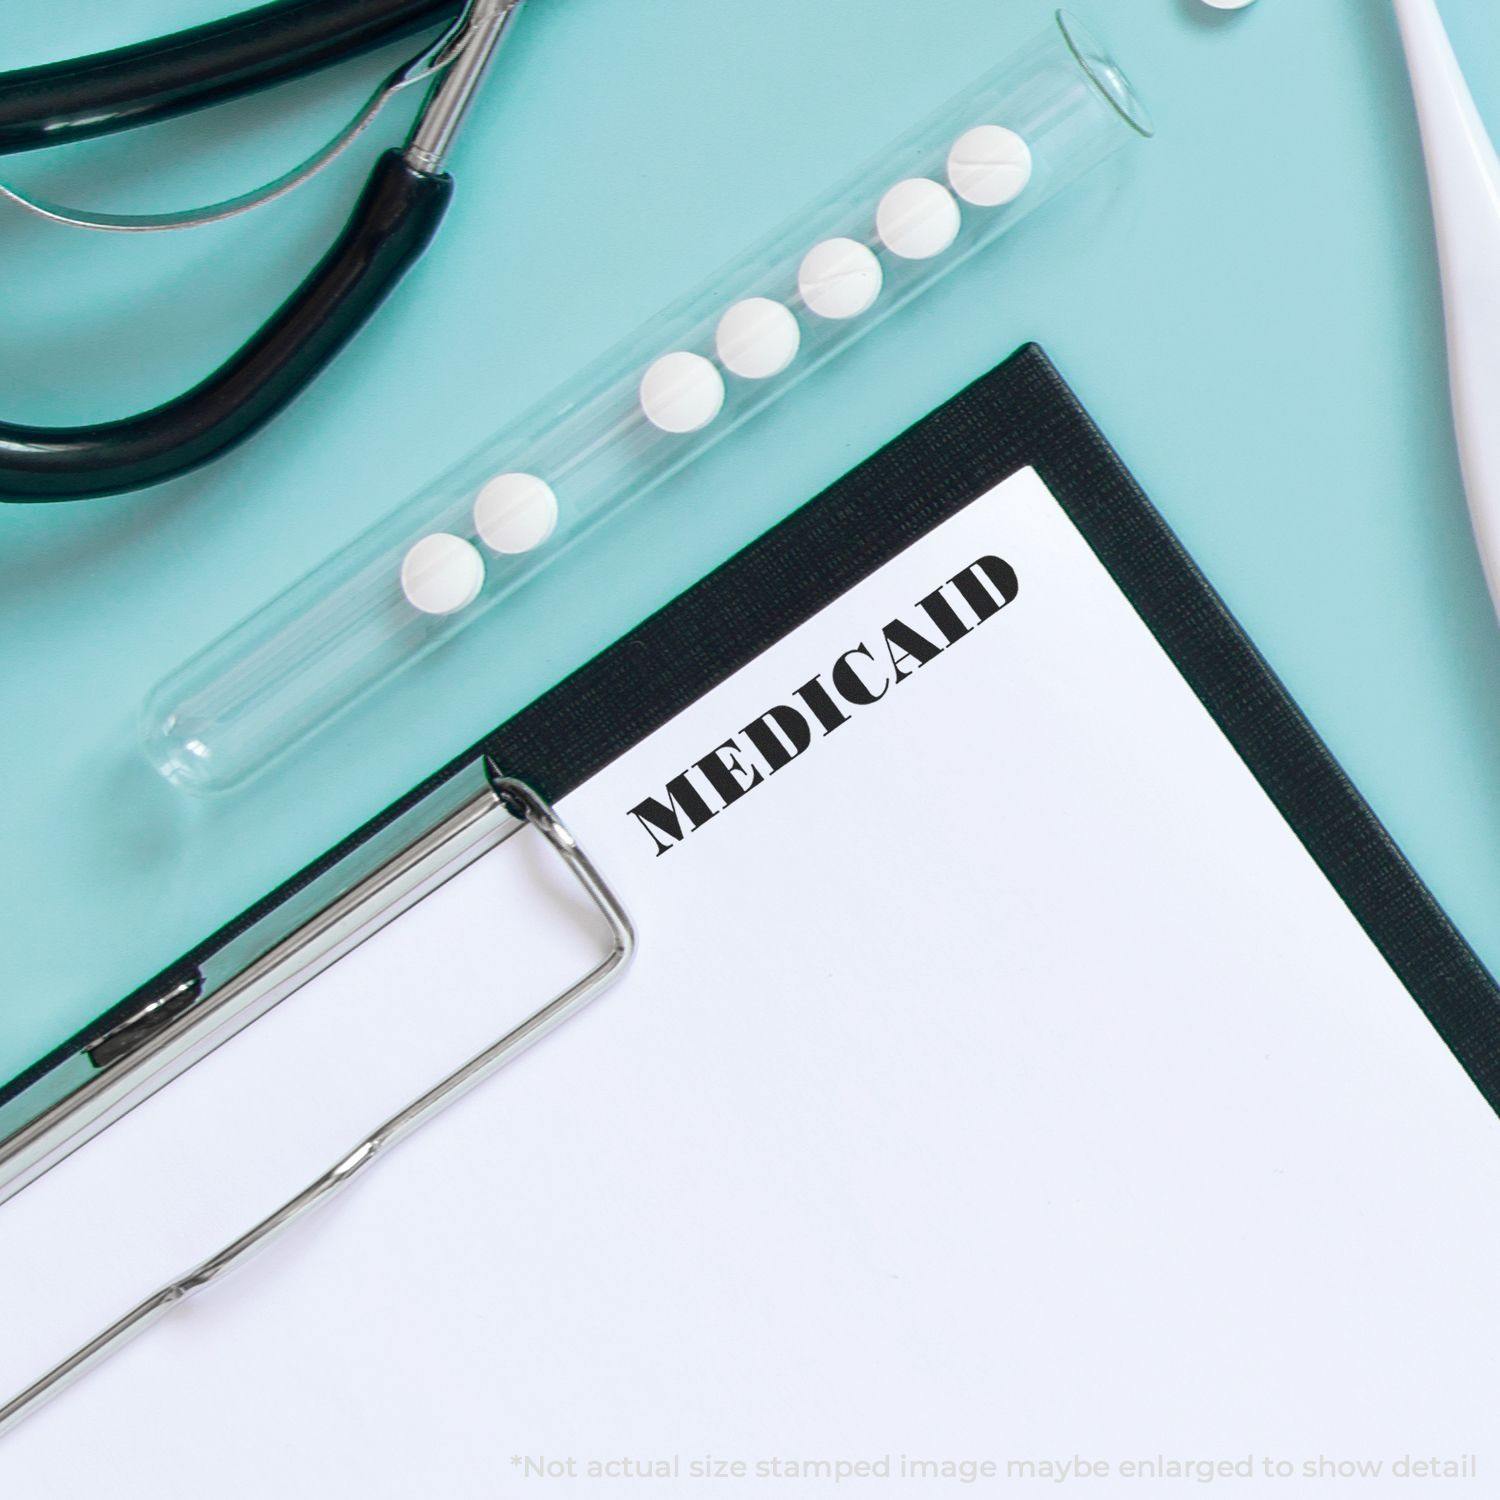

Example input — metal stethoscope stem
[407,0,525,174]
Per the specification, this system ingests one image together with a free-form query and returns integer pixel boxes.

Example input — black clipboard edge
[488,344,1500,1116]
[9,344,1500,1118]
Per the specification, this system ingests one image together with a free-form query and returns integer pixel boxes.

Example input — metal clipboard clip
[0,763,635,1439]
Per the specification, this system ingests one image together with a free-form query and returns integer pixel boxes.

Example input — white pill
[797,237,883,319]
[474,471,558,554]
[947,125,1033,207]
[876,178,961,260]
[1200,0,1255,7]
[400,532,484,615]
[715,298,801,379]
[639,350,726,433]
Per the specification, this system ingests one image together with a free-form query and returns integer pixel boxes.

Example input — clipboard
[4,343,1499,1440]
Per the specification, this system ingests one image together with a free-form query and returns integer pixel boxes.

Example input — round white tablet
[946,124,1033,207]
[400,532,484,615]
[875,177,961,260]
[473,471,558,554]
[1200,0,1255,8]
[797,237,883,319]
[639,350,725,433]
[715,297,801,380]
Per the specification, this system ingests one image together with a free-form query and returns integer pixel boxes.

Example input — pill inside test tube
[716,299,802,379]
[143,10,1153,794]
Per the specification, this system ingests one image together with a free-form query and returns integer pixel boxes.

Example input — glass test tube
[144,10,1152,794]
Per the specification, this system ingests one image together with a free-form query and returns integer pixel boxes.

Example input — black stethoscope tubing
[0,0,471,504]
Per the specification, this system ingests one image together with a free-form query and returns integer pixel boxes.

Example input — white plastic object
[638,351,726,432]
[797,237,884,318]
[399,534,484,615]
[1394,0,1500,622]
[143,11,1153,793]
[715,298,801,379]
[876,178,962,259]
[947,125,1033,206]
[473,472,558,554]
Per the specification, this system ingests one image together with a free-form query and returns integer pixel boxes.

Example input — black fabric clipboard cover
[10,343,1500,1121]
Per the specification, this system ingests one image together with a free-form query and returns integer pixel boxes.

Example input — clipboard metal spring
[0,769,635,1442]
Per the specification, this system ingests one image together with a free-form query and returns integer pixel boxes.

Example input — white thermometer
[1394,0,1500,620]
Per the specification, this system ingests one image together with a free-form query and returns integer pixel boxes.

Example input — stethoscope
[0,0,519,504]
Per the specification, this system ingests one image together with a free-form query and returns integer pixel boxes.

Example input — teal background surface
[4,0,1500,1082]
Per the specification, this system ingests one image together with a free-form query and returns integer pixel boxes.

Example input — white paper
[4,469,1499,1497]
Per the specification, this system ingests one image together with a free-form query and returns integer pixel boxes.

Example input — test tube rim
[1056,9,1156,140]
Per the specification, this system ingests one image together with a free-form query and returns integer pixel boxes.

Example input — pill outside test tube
[143,10,1152,794]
